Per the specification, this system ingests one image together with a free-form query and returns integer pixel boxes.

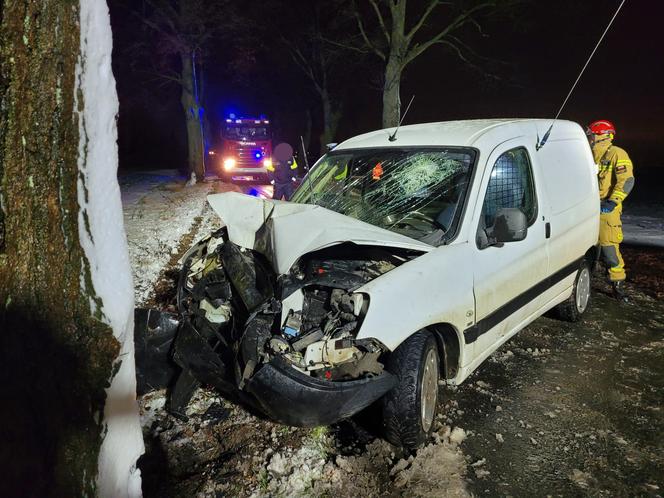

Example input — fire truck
[214,116,273,182]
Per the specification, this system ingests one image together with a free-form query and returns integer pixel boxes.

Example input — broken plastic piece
[134,308,180,395]
[168,369,200,421]
[199,299,231,324]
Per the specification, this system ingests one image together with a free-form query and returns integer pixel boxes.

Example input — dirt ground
[623,245,664,299]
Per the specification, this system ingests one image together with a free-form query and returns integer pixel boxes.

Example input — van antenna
[300,135,315,204]
[388,95,415,142]
[536,0,626,151]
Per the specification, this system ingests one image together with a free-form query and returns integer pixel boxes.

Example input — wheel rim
[420,348,438,432]
[576,266,591,313]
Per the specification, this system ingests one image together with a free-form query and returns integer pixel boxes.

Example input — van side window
[480,147,537,230]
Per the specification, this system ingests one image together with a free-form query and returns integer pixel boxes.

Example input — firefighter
[586,119,635,302]
[268,142,298,200]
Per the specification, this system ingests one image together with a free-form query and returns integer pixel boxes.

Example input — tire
[382,330,440,450]
[555,259,592,322]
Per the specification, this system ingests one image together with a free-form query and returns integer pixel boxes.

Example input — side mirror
[478,208,528,249]
[491,208,528,244]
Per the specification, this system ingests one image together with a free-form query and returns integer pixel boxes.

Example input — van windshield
[291,147,476,244]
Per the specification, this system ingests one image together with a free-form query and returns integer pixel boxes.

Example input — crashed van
[137,119,599,449]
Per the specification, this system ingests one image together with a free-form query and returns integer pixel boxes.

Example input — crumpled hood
[207,192,432,274]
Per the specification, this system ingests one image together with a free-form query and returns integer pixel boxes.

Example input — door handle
[545,222,551,239]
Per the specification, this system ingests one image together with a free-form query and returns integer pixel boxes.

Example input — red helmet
[587,119,616,137]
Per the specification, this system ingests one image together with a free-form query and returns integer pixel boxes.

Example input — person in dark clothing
[269,142,298,200]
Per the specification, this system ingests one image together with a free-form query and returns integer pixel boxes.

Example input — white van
[160,119,599,449]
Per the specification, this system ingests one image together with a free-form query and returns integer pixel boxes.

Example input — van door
[466,143,549,361]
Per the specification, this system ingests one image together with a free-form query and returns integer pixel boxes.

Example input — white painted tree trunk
[76,1,144,496]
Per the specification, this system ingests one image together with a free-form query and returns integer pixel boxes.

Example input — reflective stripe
[616,159,632,165]
[266,165,275,172]
[612,191,627,200]
[334,164,348,180]
[290,160,298,170]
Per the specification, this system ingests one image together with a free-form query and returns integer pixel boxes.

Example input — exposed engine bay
[137,227,418,426]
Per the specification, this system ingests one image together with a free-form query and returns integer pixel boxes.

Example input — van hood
[207,192,432,274]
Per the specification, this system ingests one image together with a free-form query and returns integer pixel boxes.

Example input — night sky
[109,0,662,180]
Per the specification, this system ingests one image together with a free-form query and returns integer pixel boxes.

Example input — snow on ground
[622,203,664,248]
[137,386,472,498]
[250,426,469,498]
[121,170,220,305]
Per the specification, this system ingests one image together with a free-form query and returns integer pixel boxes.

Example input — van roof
[335,119,585,151]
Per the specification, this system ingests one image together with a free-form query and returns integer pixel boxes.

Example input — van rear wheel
[555,259,592,322]
[382,331,439,450]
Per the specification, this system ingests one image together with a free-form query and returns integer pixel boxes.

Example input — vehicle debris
[135,216,416,426]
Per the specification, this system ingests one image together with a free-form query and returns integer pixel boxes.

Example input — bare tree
[354,0,506,128]
[280,1,354,153]
[134,0,229,182]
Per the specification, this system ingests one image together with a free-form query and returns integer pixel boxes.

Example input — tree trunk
[180,51,205,181]
[0,2,141,496]
[382,58,402,129]
[319,88,342,154]
[382,0,406,129]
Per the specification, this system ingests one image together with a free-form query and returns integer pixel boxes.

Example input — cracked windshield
[291,148,476,243]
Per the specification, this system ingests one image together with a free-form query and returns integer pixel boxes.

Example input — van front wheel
[382,331,439,450]
[555,259,592,322]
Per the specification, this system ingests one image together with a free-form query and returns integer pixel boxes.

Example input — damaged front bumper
[135,310,395,426]
[246,358,395,427]
[135,227,411,426]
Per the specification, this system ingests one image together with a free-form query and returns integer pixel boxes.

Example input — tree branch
[467,16,488,37]
[447,34,504,65]
[403,2,495,66]
[354,4,386,61]
[320,35,371,55]
[406,0,452,42]
[369,0,390,44]
[282,38,323,94]
[133,10,184,50]
[137,68,184,86]
[144,0,180,37]
[436,39,503,80]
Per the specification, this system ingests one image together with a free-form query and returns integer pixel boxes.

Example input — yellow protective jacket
[597,145,635,204]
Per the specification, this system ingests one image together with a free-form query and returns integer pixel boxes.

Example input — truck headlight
[223,158,236,171]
